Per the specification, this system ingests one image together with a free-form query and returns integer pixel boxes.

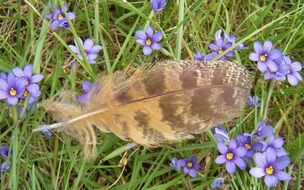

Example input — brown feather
[41,60,252,157]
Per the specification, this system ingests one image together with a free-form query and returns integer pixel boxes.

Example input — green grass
[1,0,304,189]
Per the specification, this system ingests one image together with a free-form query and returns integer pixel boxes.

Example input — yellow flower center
[145,39,152,46]
[226,152,234,160]
[265,165,273,175]
[58,14,64,20]
[187,162,193,168]
[9,88,17,96]
[23,90,29,97]
[218,48,224,54]
[245,143,252,150]
[259,54,267,62]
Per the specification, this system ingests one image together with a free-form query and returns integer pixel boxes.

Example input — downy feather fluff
[39,60,251,158]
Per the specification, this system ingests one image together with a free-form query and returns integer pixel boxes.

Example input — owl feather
[37,60,252,158]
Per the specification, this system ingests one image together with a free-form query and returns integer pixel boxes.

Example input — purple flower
[193,51,214,61]
[0,161,9,173]
[78,81,94,104]
[41,129,53,137]
[282,56,302,86]
[252,120,274,140]
[0,145,9,158]
[71,60,78,71]
[213,125,230,143]
[249,41,285,80]
[249,149,291,187]
[69,37,102,64]
[170,157,185,171]
[264,136,288,157]
[170,156,201,177]
[210,178,224,189]
[46,3,76,30]
[12,64,43,104]
[248,95,260,107]
[215,139,247,174]
[126,143,137,150]
[208,29,245,60]
[194,51,205,61]
[182,156,201,178]
[0,72,26,105]
[150,0,167,13]
[135,25,163,55]
[236,134,263,158]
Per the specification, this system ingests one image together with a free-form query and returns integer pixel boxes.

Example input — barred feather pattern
[42,60,252,158]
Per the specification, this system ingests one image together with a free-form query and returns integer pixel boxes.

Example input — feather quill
[36,60,252,158]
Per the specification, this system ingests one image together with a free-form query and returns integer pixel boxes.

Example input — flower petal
[205,52,218,60]
[50,20,60,30]
[293,72,302,81]
[143,46,153,55]
[234,157,246,170]
[152,32,163,42]
[15,78,26,91]
[30,74,44,83]
[273,137,284,148]
[12,68,24,77]
[87,54,98,61]
[146,25,154,38]
[263,41,273,53]
[135,31,147,40]
[257,62,268,72]
[266,60,278,72]
[69,45,79,53]
[225,161,236,174]
[215,155,226,164]
[254,153,267,168]
[264,175,278,187]
[74,37,84,47]
[249,167,265,178]
[0,91,8,99]
[287,74,299,86]
[274,156,290,171]
[249,53,259,61]
[265,148,276,163]
[215,30,222,41]
[275,171,291,181]
[78,93,88,103]
[90,45,102,54]
[7,96,18,105]
[67,12,76,19]
[151,43,162,50]
[253,41,263,54]
[188,169,198,178]
[83,38,94,51]
[208,43,219,51]
[82,81,93,92]
[27,84,39,93]
[23,64,33,77]
[291,61,302,71]
[136,39,146,46]
[235,147,247,157]
[217,143,228,154]
[261,126,274,138]
[0,79,8,91]
[229,139,237,150]
[268,49,283,60]
[276,148,288,157]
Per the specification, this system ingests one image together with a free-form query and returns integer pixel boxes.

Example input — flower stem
[263,80,275,120]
